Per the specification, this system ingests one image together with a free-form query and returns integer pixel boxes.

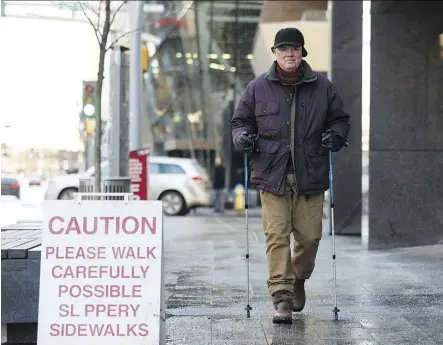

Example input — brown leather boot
[272,290,293,324]
[292,279,306,312]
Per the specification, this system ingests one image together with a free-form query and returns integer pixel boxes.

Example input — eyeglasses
[276,46,301,53]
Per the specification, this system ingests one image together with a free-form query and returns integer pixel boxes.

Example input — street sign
[56,1,90,12]
[129,149,149,200]
[38,199,165,345]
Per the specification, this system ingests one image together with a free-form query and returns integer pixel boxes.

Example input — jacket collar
[265,60,317,85]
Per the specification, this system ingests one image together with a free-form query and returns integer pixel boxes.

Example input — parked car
[44,163,105,201]
[28,175,42,186]
[1,172,20,199]
[44,157,212,216]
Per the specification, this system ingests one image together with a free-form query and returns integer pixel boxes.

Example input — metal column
[227,0,240,191]
[109,46,130,177]
[129,1,143,151]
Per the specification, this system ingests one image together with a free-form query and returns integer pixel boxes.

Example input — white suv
[44,156,212,216]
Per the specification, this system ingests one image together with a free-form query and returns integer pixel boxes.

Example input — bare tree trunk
[93,0,111,193]
[79,0,179,193]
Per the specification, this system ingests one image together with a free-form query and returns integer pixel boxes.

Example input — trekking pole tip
[245,304,252,318]
[333,307,340,321]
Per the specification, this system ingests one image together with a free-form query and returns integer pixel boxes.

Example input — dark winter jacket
[213,164,225,189]
[231,61,350,196]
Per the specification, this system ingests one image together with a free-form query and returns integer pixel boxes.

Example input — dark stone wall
[369,1,443,248]
[330,0,363,234]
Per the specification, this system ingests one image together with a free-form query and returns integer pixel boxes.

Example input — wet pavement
[163,215,443,345]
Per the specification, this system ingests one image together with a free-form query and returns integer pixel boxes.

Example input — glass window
[149,163,160,174]
[159,164,185,174]
[144,1,262,174]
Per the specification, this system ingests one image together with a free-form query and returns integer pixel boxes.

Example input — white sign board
[37,200,164,345]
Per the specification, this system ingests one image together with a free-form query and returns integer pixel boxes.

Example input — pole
[109,44,121,177]
[129,1,143,151]
[244,152,252,318]
[120,48,130,177]
[86,134,95,169]
[329,150,340,320]
[109,45,130,177]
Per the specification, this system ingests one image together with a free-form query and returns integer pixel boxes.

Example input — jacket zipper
[290,91,297,172]
[280,76,317,195]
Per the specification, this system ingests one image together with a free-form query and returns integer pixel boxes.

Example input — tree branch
[78,1,101,46]
[85,3,101,20]
[105,1,185,52]
[109,1,126,28]
[96,0,102,33]
[105,26,144,52]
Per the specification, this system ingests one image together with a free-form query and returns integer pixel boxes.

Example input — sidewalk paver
[163,215,443,345]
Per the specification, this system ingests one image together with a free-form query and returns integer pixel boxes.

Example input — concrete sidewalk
[163,216,443,345]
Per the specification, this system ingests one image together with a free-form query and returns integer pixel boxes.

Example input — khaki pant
[260,173,324,295]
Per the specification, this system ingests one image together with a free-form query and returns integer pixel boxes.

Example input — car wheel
[59,188,77,200]
[160,191,185,216]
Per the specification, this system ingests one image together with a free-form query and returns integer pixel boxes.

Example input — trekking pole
[329,150,340,321]
[244,152,252,318]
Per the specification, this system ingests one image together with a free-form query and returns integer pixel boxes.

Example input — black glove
[321,129,347,152]
[234,132,256,153]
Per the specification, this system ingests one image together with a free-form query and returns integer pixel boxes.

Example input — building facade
[143,0,327,188]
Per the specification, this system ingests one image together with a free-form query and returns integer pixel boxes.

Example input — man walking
[212,156,226,213]
[231,28,350,324]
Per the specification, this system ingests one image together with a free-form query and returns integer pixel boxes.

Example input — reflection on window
[159,164,185,174]
[440,33,443,60]
[145,0,261,157]
[149,163,160,174]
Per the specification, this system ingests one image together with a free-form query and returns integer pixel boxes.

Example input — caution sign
[37,200,165,345]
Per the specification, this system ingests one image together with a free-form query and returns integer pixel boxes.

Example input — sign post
[37,198,165,345]
[129,148,149,200]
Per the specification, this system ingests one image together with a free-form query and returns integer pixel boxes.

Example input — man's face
[274,45,303,72]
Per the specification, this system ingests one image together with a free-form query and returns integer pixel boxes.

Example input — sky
[0,2,101,151]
